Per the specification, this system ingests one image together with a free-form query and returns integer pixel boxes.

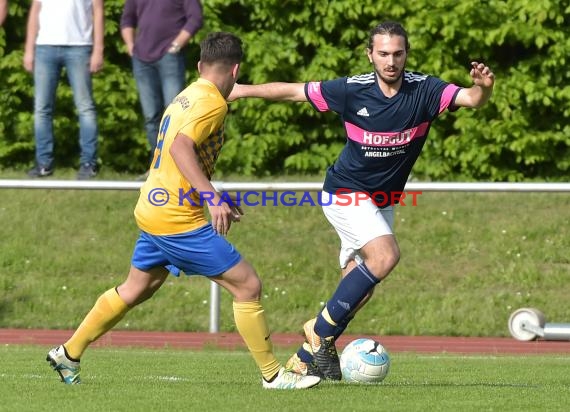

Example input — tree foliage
[0,0,568,180]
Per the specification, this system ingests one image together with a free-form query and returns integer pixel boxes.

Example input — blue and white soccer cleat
[262,367,321,389]
[46,345,81,384]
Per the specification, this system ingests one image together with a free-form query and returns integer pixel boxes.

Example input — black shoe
[303,319,341,380]
[27,164,54,178]
[312,336,341,380]
[306,357,325,378]
[77,163,98,180]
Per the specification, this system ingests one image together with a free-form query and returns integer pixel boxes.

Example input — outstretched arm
[454,62,495,108]
[228,82,307,102]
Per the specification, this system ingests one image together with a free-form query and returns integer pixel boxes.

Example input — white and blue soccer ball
[339,338,390,383]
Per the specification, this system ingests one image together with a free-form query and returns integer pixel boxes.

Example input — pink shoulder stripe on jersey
[345,121,430,147]
[439,84,460,113]
[306,81,329,112]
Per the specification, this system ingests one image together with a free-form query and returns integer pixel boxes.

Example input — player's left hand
[226,193,244,222]
[209,194,243,236]
[469,62,494,89]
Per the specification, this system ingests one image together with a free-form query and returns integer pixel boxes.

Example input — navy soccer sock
[297,342,315,363]
[314,263,379,337]
[333,316,354,340]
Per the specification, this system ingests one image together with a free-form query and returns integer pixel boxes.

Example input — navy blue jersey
[305,71,461,202]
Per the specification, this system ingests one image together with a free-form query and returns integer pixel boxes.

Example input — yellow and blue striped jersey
[134,78,227,235]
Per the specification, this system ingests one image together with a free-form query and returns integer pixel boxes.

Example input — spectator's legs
[157,51,186,108]
[33,45,62,168]
[65,46,98,166]
[132,57,163,156]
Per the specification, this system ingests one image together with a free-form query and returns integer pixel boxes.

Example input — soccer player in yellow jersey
[45,32,320,390]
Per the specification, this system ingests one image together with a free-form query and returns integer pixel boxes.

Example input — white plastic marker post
[508,308,570,341]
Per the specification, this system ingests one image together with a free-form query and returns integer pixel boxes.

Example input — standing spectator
[23,0,104,179]
[120,0,203,172]
[0,0,7,26]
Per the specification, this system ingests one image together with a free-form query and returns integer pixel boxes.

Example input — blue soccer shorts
[131,224,242,277]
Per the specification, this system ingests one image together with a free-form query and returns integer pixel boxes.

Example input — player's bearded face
[368,34,407,85]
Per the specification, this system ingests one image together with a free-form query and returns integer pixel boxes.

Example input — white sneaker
[262,367,321,389]
[46,345,81,384]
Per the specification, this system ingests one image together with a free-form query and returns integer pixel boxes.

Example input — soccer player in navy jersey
[229,21,495,380]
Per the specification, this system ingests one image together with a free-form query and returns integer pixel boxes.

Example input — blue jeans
[132,52,186,157]
[33,45,98,167]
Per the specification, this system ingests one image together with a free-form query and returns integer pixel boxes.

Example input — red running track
[1,329,569,354]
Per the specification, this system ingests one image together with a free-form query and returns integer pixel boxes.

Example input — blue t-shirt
[305,71,461,202]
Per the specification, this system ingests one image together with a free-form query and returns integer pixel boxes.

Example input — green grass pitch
[2,345,569,412]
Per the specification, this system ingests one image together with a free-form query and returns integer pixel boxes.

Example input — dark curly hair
[368,21,410,51]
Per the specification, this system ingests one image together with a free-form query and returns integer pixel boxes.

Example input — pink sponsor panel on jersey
[344,121,430,147]
[306,81,329,111]
[439,84,461,113]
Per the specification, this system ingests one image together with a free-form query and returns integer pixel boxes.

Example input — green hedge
[1,0,569,179]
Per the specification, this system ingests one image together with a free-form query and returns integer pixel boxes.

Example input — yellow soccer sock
[64,288,129,359]
[233,301,281,381]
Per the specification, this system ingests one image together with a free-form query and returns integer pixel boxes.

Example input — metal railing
[1,179,570,192]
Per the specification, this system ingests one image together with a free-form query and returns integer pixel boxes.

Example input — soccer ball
[339,338,390,383]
